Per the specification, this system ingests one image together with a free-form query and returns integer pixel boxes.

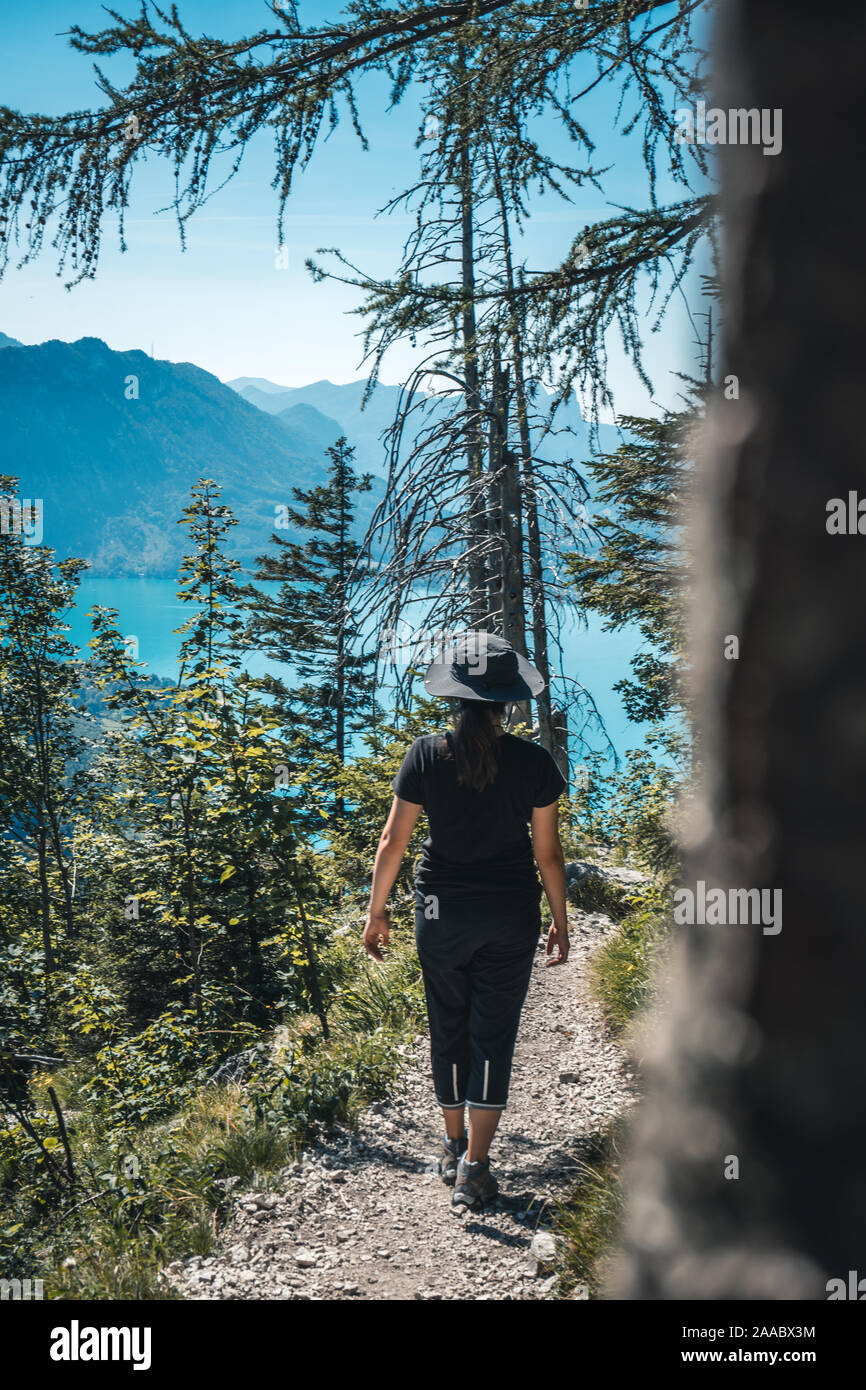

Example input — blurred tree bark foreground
[610,0,866,1298]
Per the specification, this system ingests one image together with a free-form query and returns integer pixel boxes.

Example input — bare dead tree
[312,56,626,756]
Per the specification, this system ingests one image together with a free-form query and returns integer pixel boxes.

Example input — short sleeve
[392,738,425,805]
[532,748,568,807]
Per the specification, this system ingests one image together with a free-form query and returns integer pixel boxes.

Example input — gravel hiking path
[163,904,639,1301]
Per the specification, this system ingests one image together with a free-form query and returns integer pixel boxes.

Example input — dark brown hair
[444,699,506,791]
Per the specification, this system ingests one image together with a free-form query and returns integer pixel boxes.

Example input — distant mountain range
[0,333,622,577]
[227,376,410,478]
[226,373,623,482]
[0,337,380,576]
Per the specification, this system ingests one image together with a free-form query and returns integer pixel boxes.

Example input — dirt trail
[164,906,638,1301]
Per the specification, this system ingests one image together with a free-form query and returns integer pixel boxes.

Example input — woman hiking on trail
[363,632,570,1211]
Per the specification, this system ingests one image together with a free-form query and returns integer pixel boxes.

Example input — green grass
[35,1085,302,1299]
[587,885,673,1031]
[550,1120,628,1298]
[1,929,427,1300]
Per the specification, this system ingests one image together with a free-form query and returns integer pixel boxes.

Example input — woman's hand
[545,919,570,967]
[363,909,390,961]
[362,797,421,963]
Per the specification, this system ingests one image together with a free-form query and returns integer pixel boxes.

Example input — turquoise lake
[67,575,646,772]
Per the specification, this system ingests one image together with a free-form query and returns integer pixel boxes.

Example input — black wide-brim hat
[424,631,545,702]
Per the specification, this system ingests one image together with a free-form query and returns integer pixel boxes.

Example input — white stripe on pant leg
[453,1064,459,1103]
[482,1059,490,1102]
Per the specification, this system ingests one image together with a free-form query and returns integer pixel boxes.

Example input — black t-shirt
[392,731,567,903]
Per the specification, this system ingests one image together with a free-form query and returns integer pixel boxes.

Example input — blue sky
[0,0,710,417]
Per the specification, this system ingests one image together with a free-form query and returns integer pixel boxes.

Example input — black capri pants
[414,891,541,1111]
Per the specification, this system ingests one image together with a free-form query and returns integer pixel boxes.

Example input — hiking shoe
[439,1133,468,1185]
[451,1154,499,1210]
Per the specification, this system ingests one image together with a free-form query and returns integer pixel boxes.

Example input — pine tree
[87,479,330,1035]
[0,477,89,970]
[564,400,695,734]
[246,437,375,819]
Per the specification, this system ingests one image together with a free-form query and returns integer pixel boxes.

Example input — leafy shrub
[606,743,683,881]
[246,1024,409,1140]
[588,884,673,1030]
[0,917,425,1297]
[82,985,261,1129]
[568,738,686,882]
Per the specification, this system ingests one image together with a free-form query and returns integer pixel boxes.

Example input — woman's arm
[530,800,569,966]
[363,794,423,960]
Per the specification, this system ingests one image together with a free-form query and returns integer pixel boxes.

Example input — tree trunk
[292,877,329,1041]
[181,812,203,1021]
[512,347,555,752]
[498,440,527,655]
[486,351,508,626]
[489,141,536,732]
[609,0,866,1299]
[45,800,76,939]
[457,46,488,629]
[501,438,531,730]
[246,871,267,1026]
[551,704,569,782]
[36,821,56,974]
[335,457,347,821]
